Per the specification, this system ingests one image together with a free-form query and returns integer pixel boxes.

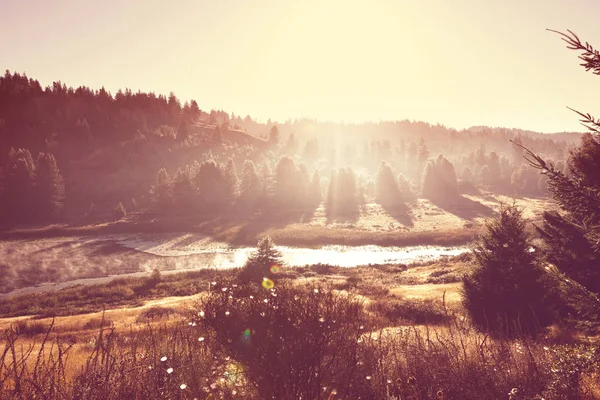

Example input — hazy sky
[2,0,599,133]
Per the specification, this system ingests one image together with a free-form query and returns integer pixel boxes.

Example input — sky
[2,0,599,133]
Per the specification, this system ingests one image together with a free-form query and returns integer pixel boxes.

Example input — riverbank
[0,252,472,320]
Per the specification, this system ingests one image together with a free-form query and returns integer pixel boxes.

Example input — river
[0,234,470,297]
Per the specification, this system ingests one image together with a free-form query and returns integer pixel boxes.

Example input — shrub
[310,263,335,275]
[137,306,178,322]
[13,319,49,336]
[196,279,370,399]
[83,317,113,330]
[426,268,461,284]
[368,297,450,325]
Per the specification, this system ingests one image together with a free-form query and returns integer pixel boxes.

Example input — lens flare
[269,265,280,274]
[262,278,274,290]
[242,328,251,342]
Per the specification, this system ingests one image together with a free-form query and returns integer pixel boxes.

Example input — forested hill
[0,71,582,225]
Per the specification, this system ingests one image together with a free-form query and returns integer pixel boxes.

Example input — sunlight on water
[115,234,469,268]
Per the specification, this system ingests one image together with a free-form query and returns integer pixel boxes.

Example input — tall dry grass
[0,281,597,399]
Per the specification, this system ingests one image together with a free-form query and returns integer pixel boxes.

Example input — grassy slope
[0,195,550,245]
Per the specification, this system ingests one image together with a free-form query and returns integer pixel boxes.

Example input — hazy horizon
[3,0,599,133]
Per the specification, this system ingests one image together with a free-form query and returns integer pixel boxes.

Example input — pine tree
[177,119,190,140]
[375,161,401,207]
[274,156,297,207]
[195,160,226,211]
[269,125,280,146]
[1,149,35,223]
[239,160,261,208]
[259,162,274,205]
[310,170,321,206]
[327,168,358,215]
[462,204,556,336]
[239,236,284,282]
[151,168,172,211]
[172,167,196,211]
[417,138,429,165]
[284,133,298,154]
[479,165,493,189]
[397,173,413,200]
[223,158,239,204]
[33,153,65,221]
[421,155,458,202]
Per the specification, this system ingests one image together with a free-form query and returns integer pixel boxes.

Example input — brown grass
[0,280,597,399]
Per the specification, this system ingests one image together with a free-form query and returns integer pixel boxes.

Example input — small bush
[310,263,335,275]
[137,306,178,322]
[13,319,49,336]
[83,317,113,330]
[427,268,461,284]
[356,281,390,297]
[368,297,450,325]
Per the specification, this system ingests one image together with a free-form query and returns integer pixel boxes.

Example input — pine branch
[566,106,600,135]
[548,29,600,75]
[510,140,600,219]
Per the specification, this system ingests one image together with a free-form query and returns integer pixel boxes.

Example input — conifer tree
[172,167,196,211]
[239,236,284,282]
[223,158,239,203]
[239,160,261,208]
[269,125,280,146]
[33,152,65,221]
[274,156,297,207]
[417,138,429,165]
[326,168,358,215]
[310,170,321,206]
[259,162,274,205]
[1,149,35,223]
[151,168,172,211]
[375,161,401,206]
[195,160,226,211]
[397,173,413,200]
[462,204,556,336]
[177,119,190,141]
[421,155,458,201]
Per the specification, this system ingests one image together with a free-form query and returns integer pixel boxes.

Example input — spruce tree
[239,236,284,282]
[520,31,600,326]
[462,204,556,336]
